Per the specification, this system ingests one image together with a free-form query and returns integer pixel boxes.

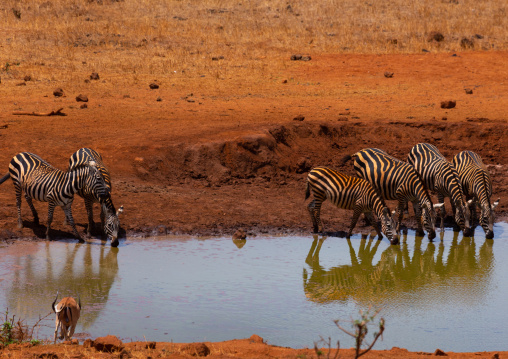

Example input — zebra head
[380,207,398,245]
[479,198,499,239]
[421,202,444,240]
[103,204,123,247]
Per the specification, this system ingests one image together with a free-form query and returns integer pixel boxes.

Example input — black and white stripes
[305,166,398,244]
[407,143,472,236]
[0,152,105,241]
[68,148,122,246]
[453,151,499,239]
[346,148,442,240]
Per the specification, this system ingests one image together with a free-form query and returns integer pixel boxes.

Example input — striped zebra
[407,143,472,236]
[305,166,398,245]
[68,148,122,247]
[452,151,499,239]
[0,152,106,241]
[342,148,443,240]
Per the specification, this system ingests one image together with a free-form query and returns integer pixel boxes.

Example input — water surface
[0,223,507,352]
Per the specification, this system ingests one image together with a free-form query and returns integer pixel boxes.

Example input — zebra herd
[306,143,499,245]
[0,143,500,247]
[0,148,123,247]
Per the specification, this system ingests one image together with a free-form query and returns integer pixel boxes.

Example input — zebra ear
[117,205,124,217]
[492,198,500,210]
[434,203,445,209]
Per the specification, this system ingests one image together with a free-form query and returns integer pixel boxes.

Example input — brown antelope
[52,292,81,343]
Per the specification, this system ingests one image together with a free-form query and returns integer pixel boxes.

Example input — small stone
[384,71,394,78]
[80,103,88,109]
[293,115,305,121]
[82,339,94,348]
[290,54,302,61]
[465,88,473,94]
[149,83,159,89]
[93,335,124,353]
[90,72,100,80]
[24,75,31,81]
[301,55,311,61]
[16,82,26,86]
[440,100,456,109]
[53,88,64,97]
[76,94,88,102]
[434,348,447,356]
[156,97,162,102]
[232,229,246,240]
[282,79,287,84]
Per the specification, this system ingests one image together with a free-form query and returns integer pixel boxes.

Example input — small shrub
[314,308,385,359]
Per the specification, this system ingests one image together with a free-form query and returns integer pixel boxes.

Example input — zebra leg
[307,199,323,233]
[395,200,405,234]
[365,211,383,239]
[46,202,56,240]
[24,195,39,226]
[84,198,95,237]
[449,197,460,232]
[100,204,106,240]
[437,194,446,231]
[62,203,84,242]
[15,186,23,229]
[347,207,363,238]
[412,202,425,237]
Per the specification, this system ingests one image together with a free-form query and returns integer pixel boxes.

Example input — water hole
[0,223,507,352]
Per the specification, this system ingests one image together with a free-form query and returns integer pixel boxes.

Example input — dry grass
[1,0,507,91]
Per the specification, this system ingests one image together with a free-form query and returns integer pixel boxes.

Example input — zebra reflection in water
[303,233,494,306]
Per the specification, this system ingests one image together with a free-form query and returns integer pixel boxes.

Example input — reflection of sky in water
[0,223,506,352]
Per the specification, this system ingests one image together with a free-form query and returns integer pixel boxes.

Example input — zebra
[0,152,107,241]
[452,151,499,239]
[407,143,472,236]
[68,148,122,247]
[342,148,443,240]
[305,166,398,245]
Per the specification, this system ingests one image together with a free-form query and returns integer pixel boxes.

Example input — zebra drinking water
[342,148,443,240]
[407,143,472,236]
[68,148,122,247]
[452,150,499,239]
[0,152,107,241]
[305,166,398,245]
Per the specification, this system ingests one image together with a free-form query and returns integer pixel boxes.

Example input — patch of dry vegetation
[0,0,507,95]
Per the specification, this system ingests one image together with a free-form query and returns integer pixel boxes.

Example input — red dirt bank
[0,52,507,357]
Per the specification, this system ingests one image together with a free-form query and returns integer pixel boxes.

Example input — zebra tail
[0,173,10,185]
[340,154,352,165]
[305,181,311,201]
